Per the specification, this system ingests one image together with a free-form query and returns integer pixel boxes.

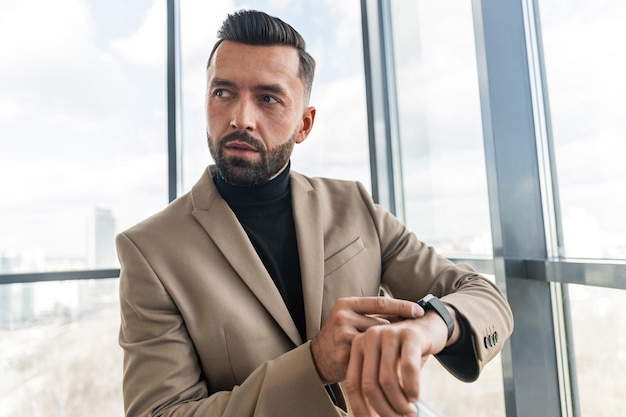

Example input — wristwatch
[417,294,454,341]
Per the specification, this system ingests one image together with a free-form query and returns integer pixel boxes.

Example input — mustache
[220,131,265,151]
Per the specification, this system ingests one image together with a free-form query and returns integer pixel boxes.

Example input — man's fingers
[378,335,416,414]
[358,333,395,416]
[343,296,424,320]
[355,315,390,332]
[345,337,370,416]
[365,331,416,417]
[399,339,423,403]
[347,329,419,417]
[368,313,410,323]
[312,296,425,390]
[333,309,389,333]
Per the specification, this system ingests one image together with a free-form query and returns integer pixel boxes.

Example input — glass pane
[539,0,626,259]
[0,0,167,273]
[420,354,505,416]
[0,279,122,417]
[567,284,626,415]
[391,0,493,258]
[421,272,505,416]
[180,0,370,192]
[389,2,502,415]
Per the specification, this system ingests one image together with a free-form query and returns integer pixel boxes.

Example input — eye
[213,88,231,98]
[261,95,278,104]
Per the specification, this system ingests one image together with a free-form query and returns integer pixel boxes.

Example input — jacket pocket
[324,237,365,277]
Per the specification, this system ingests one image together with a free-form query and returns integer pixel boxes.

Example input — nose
[230,98,255,131]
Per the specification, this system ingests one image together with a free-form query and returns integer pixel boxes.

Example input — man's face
[206,41,315,185]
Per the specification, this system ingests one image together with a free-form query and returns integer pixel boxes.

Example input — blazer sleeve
[357,182,514,382]
[117,232,345,417]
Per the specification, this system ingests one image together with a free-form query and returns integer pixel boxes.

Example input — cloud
[109,1,166,68]
[0,0,129,123]
[540,2,626,144]
[180,1,236,111]
[3,0,624,262]
[0,0,94,65]
[292,72,370,184]
[0,0,165,258]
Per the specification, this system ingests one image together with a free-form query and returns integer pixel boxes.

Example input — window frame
[2,2,625,417]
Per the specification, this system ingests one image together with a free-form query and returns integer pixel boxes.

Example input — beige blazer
[117,166,513,417]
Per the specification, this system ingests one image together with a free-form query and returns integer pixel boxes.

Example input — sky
[0,0,370,265]
[0,0,625,268]
[537,0,626,258]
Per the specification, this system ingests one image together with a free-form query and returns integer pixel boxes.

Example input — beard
[208,130,296,186]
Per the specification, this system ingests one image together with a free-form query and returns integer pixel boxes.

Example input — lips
[219,131,264,158]
[225,141,259,152]
[222,140,262,159]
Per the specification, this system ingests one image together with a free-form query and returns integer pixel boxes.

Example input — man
[117,9,513,417]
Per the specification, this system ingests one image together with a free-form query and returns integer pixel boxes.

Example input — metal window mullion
[523,0,580,415]
[472,0,563,415]
[0,269,120,285]
[167,0,183,203]
[360,0,404,219]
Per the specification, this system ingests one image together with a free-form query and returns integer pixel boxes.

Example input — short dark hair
[207,10,316,102]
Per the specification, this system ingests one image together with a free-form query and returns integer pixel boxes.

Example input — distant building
[88,208,117,269]
[84,208,118,316]
[0,252,34,329]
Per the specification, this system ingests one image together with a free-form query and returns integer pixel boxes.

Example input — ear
[295,106,316,144]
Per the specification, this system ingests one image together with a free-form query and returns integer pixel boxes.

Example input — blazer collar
[290,172,325,338]
[190,166,323,346]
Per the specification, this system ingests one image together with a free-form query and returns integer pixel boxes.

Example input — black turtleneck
[213,164,306,340]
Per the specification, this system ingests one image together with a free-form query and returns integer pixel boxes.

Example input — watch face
[418,294,454,341]
[422,294,435,304]
[418,294,435,309]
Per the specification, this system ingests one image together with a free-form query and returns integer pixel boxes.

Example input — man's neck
[213,163,291,205]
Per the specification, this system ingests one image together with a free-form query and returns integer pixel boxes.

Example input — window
[0,279,121,417]
[389,1,503,415]
[538,0,626,260]
[391,0,493,258]
[0,0,168,273]
[4,2,624,416]
[180,0,370,192]
[566,284,626,415]
[0,1,166,415]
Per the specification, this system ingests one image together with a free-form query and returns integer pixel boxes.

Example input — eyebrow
[209,78,236,89]
[210,78,288,96]
[256,83,287,96]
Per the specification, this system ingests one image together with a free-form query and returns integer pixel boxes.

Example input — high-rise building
[88,208,117,269]
[0,252,34,329]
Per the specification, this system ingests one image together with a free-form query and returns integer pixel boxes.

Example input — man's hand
[310,297,424,385]
[345,308,458,417]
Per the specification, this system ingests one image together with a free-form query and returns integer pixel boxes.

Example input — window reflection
[391,0,493,258]
[539,0,626,259]
[566,284,626,415]
[390,1,503,414]
[0,279,122,417]
[0,0,168,273]
[420,354,505,417]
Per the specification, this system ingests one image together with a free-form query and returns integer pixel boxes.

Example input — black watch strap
[417,294,454,341]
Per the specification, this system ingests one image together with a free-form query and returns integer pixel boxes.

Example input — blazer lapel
[190,169,303,346]
[290,172,325,339]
